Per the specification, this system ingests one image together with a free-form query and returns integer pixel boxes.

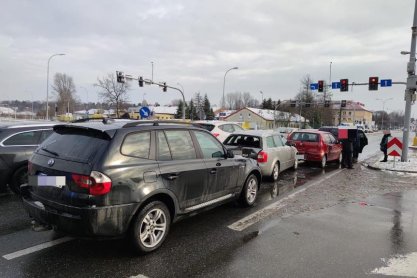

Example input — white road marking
[129,275,149,278]
[371,252,417,277]
[228,169,343,231]
[2,236,73,260]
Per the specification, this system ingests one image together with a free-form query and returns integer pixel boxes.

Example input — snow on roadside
[372,149,417,172]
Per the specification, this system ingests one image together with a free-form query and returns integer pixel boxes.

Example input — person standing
[341,138,354,169]
[380,130,391,162]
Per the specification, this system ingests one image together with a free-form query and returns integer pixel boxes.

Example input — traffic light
[290,100,296,107]
[369,76,379,91]
[340,79,348,92]
[324,100,330,107]
[116,71,125,83]
[163,82,167,92]
[318,80,324,92]
[341,100,347,108]
[138,76,144,87]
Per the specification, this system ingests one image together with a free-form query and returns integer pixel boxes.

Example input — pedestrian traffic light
[324,100,330,107]
[290,100,296,107]
[340,79,348,92]
[318,80,324,92]
[138,76,144,87]
[369,76,379,91]
[163,82,167,92]
[341,100,347,107]
[116,71,125,83]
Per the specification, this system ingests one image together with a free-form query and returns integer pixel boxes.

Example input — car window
[328,134,337,144]
[273,135,284,147]
[40,130,53,142]
[279,135,287,145]
[291,132,319,142]
[165,130,197,160]
[219,124,234,133]
[2,130,42,146]
[193,123,215,131]
[121,131,151,159]
[224,135,261,148]
[194,131,224,159]
[323,134,331,144]
[266,136,276,148]
[157,132,172,161]
[232,124,244,131]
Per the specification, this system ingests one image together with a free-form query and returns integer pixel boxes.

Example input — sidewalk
[365,147,417,173]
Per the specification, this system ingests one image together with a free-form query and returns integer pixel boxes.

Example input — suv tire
[9,165,28,195]
[131,201,171,254]
[239,174,258,207]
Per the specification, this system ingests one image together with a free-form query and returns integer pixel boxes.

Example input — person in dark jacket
[380,130,391,162]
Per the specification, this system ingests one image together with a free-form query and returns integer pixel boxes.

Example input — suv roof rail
[122,120,193,128]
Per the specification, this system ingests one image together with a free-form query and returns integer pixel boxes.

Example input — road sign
[139,106,151,118]
[310,83,318,90]
[387,137,402,157]
[380,79,392,87]
[332,82,341,89]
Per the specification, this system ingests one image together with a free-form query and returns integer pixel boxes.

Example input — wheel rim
[246,178,258,203]
[139,208,167,248]
[272,164,279,180]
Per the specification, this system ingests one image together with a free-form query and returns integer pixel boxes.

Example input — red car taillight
[257,151,268,163]
[213,133,220,137]
[72,171,112,196]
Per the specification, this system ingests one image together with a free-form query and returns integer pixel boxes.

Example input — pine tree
[203,94,215,120]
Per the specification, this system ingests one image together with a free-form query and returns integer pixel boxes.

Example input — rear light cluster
[72,171,112,196]
[257,151,268,163]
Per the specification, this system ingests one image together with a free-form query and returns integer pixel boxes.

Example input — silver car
[223,130,298,181]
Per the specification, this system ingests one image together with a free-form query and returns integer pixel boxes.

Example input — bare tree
[95,73,130,116]
[52,73,79,115]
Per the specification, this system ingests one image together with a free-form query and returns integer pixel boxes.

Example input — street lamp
[376,97,393,130]
[46,53,65,120]
[222,67,238,109]
[259,91,264,106]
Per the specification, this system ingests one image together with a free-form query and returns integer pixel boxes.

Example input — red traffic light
[340,79,349,92]
[369,76,379,91]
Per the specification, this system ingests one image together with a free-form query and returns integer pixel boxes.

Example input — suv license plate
[296,154,305,160]
[29,176,66,188]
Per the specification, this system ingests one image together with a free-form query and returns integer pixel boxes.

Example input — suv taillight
[257,151,268,163]
[72,171,112,196]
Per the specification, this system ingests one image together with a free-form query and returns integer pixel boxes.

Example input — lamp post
[222,67,238,109]
[376,97,393,130]
[177,83,186,120]
[46,53,65,120]
[259,91,264,106]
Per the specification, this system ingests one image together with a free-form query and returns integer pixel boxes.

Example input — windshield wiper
[40,147,59,157]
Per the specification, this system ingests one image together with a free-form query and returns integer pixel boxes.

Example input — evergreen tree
[203,94,215,120]
[187,99,198,120]
[175,101,185,119]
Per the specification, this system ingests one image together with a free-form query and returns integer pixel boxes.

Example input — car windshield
[223,135,261,148]
[291,132,319,142]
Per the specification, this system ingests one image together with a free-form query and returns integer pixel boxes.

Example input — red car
[287,130,342,168]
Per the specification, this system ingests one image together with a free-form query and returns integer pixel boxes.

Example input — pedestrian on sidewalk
[379,130,391,162]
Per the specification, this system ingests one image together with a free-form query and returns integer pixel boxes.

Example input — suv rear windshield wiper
[40,147,59,157]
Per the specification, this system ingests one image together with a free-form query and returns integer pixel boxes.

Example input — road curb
[362,162,417,174]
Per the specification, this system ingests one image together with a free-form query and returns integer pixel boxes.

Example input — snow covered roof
[0,107,15,114]
[244,107,306,122]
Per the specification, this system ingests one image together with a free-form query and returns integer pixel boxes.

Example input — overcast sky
[0,0,415,113]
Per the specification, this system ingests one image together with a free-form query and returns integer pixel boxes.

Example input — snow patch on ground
[371,149,417,173]
[371,252,417,277]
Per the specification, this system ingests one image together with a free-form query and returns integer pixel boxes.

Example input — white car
[193,121,244,142]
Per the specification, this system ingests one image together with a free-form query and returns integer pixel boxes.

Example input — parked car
[287,130,342,168]
[0,121,55,194]
[193,120,245,142]
[223,130,298,181]
[318,126,368,163]
[22,121,261,254]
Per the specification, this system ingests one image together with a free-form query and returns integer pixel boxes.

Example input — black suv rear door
[156,130,207,210]
[193,130,239,201]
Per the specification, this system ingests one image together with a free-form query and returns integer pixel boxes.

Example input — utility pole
[402,0,417,162]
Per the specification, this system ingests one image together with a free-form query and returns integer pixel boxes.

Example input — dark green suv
[22,120,261,254]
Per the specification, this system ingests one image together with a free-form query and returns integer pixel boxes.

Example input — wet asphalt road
[2,131,417,277]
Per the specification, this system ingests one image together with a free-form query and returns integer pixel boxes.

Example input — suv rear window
[38,130,110,163]
[291,132,319,142]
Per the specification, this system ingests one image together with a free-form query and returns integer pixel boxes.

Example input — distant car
[0,121,55,194]
[223,130,298,181]
[287,130,342,168]
[193,121,244,142]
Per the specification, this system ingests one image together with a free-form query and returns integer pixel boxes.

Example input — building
[331,101,373,127]
[224,107,306,129]
[129,106,178,120]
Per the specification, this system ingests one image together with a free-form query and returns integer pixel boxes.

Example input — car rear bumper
[22,192,138,237]
[304,153,323,161]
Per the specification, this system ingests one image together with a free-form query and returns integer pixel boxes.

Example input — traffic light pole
[124,75,186,120]
[402,0,417,162]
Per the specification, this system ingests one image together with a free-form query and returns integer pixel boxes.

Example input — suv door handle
[167,174,179,180]
[210,169,217,174]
